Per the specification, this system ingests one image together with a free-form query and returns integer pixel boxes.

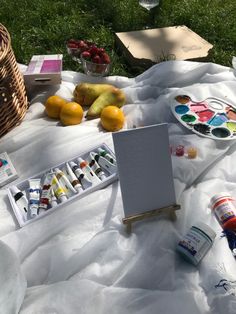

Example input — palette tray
[171,95,236,140]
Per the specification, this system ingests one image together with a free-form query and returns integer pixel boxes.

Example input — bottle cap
[78,157,86,168]
[10,186,21,196]
[193,221,216,241]
[69,161,77,168]
[59,195,67,203]
[210,192,233,208]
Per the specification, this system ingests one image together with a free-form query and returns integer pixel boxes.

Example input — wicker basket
[0,23,28,138]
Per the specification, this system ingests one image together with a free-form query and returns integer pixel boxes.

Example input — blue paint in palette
[208,113,228,126]
[175,105,189,115]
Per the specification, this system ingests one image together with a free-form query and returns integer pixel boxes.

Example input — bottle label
[213,198,236,225]
[178,226,212,263]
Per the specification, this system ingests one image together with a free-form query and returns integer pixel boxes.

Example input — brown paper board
[115,26,213,68]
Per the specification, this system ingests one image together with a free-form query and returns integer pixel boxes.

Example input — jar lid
[210,192,232,207]
[193,221,216,240]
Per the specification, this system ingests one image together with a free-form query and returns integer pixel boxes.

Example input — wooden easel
[122,204,181,233]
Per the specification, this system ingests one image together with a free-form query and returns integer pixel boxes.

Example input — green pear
[73,83,115,106]
[86,88,126,119]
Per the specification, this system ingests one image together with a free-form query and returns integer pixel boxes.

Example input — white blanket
[1,61,236,314]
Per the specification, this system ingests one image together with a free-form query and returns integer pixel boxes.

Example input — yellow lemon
[60,102,84,126]
[45,95,67,119]
[100,106,125,132]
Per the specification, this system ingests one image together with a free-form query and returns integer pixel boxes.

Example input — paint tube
[49,187,58,208]
[10,186,28,222]
[90,152,117,175]
[54,167,77,197]
[39,172,54,212]
[77,157,101,185]
[64,163,83,193]
[51,174,67,203]
[97,147,116,165]
[28,178,41,218]
[69,161,92,190]
[88,152,106,181]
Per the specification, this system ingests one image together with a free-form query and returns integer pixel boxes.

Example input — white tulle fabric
[1,61,236,313]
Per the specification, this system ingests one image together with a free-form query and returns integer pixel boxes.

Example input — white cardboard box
[23,54,63,86]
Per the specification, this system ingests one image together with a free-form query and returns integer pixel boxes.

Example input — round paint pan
[175,95,191,104]
[175,105,189,115]
[211,127,231,139]
[181,114,196,123]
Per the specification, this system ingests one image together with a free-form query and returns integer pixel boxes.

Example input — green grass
[0,0,236,77]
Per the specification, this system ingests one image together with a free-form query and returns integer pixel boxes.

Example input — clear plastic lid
[193,221,216,241]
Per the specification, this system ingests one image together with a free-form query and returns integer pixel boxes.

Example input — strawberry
[98,48,105,55]
[92,54,102,64]
[67,42,78,49]
[101,52,110,64]
[89,45,99,56]
[81,51,91,59]
[78,40,89,51]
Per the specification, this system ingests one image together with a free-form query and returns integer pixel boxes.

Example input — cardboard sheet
[115,26,213,67]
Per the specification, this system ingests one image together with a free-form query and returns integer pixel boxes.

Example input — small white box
[0,152,18,187]
[24,54,63,86]
[7,143,118,227]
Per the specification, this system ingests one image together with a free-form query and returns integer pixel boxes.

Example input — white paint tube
[64,163,83,193]
[39,172,54,212]
[69,161,92,190]
[90,152,117,175]
[28,178,41,218]
[10,186,28,222]
[88,152,106,181]
[54,167,77,197]
[51,175,67,203]
[49,187,58,208]
[77,157,101,185]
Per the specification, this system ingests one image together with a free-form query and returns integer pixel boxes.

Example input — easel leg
[126,222,132,234]
[169,208,177,221]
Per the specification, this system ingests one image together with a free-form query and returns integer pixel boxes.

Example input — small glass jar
[81,56,111,77]
[210,193,236,230]
[177,222,216,266]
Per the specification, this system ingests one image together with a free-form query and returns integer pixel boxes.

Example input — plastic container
[7,143,118,227]
[210,193,236,230]
[177,222,216,266]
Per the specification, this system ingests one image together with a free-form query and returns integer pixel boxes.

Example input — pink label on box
[40,60,61,73]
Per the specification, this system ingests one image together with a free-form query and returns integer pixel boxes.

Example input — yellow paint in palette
[226,122,236,133]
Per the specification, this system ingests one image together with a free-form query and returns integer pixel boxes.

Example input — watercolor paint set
[171,95,236,140]
[7,143,118,227]
[23,54,63,86]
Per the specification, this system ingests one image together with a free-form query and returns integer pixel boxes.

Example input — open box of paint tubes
[7,143,118,227]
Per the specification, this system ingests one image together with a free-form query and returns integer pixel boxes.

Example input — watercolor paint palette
[171,95,236,140]
[7,143,118,227]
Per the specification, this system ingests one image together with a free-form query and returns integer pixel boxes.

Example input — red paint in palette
[196,109,214,122]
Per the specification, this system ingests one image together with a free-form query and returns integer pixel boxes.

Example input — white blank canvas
[112,124,176,218]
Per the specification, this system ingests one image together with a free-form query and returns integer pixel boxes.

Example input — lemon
[60,102,84,126]
[100,106,125,132]
[45,95,67,119]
